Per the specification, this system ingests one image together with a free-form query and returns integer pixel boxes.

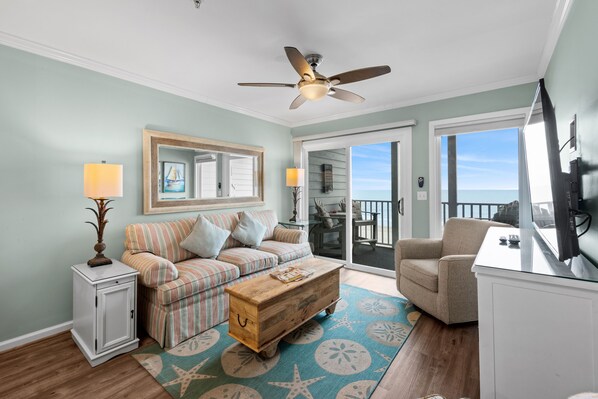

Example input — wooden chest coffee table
[225,258,343,358]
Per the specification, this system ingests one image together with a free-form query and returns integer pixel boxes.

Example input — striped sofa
[121,210,313,348]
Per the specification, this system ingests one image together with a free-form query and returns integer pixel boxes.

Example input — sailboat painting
[163,162,185,193]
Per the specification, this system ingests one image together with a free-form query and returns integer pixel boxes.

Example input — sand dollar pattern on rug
[221,342,280,378]
[131,353,163,377]
[132,284,419,399]
[166,329,220,356]
[336,380,377,399]
[198,383,262,399]
[283,319,324,345]
[315,339,371,375]
[366,321,411,346]
[358,297,400,316]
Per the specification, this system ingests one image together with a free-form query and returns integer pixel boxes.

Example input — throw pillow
[314,199,334,229]
[180,215,230,258]
[231,212,267,247]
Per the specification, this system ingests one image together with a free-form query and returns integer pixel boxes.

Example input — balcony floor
[352,244,395,271]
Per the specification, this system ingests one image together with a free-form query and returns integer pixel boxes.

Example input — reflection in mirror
[157,146,258,201]
[144,129,264,214]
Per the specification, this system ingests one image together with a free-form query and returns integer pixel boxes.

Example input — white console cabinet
[71,259,139,367]
[474,227,598,399]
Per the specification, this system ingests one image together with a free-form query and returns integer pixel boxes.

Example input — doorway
[301,127,412,277]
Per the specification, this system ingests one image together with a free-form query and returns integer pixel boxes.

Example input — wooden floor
[0,269,479,399]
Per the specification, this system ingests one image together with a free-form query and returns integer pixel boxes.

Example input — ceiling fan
[238,47,391,110]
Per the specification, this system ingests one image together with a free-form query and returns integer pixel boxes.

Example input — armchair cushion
[121,250,179,288]
[400,259,439,292]
[314,199,334,229]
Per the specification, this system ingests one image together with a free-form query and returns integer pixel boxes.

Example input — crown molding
[537,0,574,77]
[290,74,537,128]
[0,31,290,127]
[0,30,541,130]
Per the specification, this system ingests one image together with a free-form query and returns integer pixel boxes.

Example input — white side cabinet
[71,259,140,367]
[474,227,598,399]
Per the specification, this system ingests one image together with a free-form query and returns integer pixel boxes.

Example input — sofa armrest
[121,250,179,288]
[437,254,478,323]
[273,226,308,244]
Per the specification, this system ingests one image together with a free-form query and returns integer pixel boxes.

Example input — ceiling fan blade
[329,65,391,86]
[284,47,315,81]
[238,83,296,88]
[289,95,307,110]
[328,88,365,103]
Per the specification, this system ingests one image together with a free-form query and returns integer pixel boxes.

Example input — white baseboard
[0,321,73,353]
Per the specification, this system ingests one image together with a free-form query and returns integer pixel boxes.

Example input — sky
[349,127,519,197]
[441,128,519,191]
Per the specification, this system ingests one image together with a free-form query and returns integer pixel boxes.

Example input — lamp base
[87,255,113,267]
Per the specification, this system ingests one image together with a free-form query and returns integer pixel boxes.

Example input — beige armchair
[395,218,507,324]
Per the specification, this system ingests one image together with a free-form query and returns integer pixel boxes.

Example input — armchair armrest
[273,226,308,244]
[395,238,443,263]
[121,250,179,288]
[437,254,478,323]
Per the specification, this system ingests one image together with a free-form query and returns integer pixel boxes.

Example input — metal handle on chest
[237,314,248,328]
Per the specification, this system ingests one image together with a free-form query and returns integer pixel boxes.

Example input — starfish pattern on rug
[162,357,216,397]
[268,364,325,399]
[329,313,363,332]
[374,350,392,373]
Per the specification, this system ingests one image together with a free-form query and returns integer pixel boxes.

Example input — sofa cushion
[202,212,243,249]
[217,247,278,276]
[156,258,240,305]
[243,210,278,240]
[258,240,312,263]
[401,259,439,292]
[180,215,230,258]
[125,218,196,263]
[231,212,267,247]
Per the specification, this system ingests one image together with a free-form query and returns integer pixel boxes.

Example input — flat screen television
[523,79,579,261]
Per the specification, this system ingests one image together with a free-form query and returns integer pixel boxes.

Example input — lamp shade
[286,168,305,187]
[84,163,123,199]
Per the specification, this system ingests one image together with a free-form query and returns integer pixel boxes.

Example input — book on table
[270,267,315,283]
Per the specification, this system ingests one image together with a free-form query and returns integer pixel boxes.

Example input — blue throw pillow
[180,215,230,258]
[232,212,267,247]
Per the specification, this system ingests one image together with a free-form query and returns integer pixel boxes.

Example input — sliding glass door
[301,128,412,277]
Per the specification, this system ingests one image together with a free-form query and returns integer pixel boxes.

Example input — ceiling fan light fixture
[298,79,331,101]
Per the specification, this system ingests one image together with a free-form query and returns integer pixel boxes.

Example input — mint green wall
[0,44,292,342]
[544,0,598,265]
[292,84,537,237]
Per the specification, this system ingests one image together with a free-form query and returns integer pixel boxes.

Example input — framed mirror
[143,129,264,214]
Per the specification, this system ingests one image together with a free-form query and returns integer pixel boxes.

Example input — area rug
[132,284,421,399]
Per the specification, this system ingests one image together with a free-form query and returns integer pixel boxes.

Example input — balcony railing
[441,201,506,223]
[356,199,393,247]
[322,200,507,249]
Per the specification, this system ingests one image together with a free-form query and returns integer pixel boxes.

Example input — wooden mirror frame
[143,129,265,214]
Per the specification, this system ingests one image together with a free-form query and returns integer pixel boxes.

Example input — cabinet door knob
[130,309,134,319]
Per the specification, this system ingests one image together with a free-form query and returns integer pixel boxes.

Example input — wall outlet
[417,191,427,201]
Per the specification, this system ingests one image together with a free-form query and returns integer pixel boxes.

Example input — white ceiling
[0,0,565,127]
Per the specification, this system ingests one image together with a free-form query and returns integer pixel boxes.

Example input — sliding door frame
[298,126,413,277]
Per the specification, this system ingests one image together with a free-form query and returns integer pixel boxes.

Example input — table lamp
[286,167,304,222]
[84,161,123,267]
